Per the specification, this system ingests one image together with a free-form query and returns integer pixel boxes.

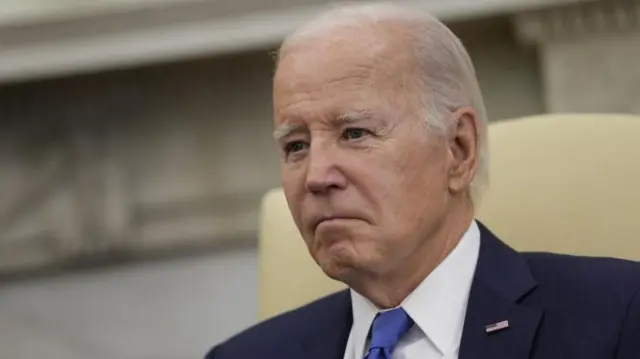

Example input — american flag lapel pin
[485,320,510,334]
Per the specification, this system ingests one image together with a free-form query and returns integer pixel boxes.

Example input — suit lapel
[299,290,353,359]
[459,222,543,359]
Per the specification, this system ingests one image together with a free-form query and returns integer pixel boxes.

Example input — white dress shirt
[342,220,480,359]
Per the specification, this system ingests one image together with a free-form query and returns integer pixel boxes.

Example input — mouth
[312,216,362,231]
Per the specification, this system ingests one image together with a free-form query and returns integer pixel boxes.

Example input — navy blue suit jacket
[205,222,640,359]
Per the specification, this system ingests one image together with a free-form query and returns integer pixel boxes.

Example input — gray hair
[276,2,489,204]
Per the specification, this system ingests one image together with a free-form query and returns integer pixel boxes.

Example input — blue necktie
[364,307,414,359]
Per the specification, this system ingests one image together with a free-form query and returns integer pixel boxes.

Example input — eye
[284,140,308,154]
[342,128,370,140]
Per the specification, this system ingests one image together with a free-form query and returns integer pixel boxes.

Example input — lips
[310,214,363,231]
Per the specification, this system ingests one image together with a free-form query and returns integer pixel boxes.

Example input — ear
[447,107,480,196]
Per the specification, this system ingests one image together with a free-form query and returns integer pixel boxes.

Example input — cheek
[396,139,449,191]
[281,169,306,226]
[281,163,307,196]
[372,148,449,225]
[355,152,424,205]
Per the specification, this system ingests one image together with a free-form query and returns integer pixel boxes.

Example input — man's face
[273,28,454,282]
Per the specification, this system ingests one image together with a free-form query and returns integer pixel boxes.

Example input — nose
[304,143,347,194]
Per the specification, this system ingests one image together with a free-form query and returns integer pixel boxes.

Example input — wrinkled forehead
[273,24,417,102]
[273,27,415,124]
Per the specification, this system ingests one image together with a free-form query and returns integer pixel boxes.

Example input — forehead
[273,25,417,122]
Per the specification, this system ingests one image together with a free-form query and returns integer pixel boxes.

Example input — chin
[314,246,358,281]
[319,260,356,283]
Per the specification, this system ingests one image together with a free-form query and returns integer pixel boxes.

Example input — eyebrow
[335,110,375,124]
[272,123,302,142]
[272,110,379,141]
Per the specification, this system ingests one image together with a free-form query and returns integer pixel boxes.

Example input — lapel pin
[485,320,510,334]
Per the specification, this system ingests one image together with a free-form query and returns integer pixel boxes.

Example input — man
[206,3,640,359]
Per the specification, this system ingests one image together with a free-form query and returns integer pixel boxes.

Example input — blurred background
[0,0,638,358]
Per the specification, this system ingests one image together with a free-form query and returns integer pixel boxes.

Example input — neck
[353,197,474,309]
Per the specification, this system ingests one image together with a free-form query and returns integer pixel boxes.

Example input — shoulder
[204,290,350,359]
[522,252,640,308]
[521,253,640,354]
[524,252,640,288]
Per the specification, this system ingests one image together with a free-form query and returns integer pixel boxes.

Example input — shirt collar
[349,219,480,356]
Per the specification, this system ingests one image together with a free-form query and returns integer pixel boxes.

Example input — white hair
[277,2,490,204]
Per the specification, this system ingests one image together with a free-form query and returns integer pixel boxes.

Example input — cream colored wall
[0,0,575,83]
[542,30,640,113]
[514,0,640,115]
[0,50,281,274]
[0,246,259,359]
[0,0,579,27]
[0,51,276,359]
